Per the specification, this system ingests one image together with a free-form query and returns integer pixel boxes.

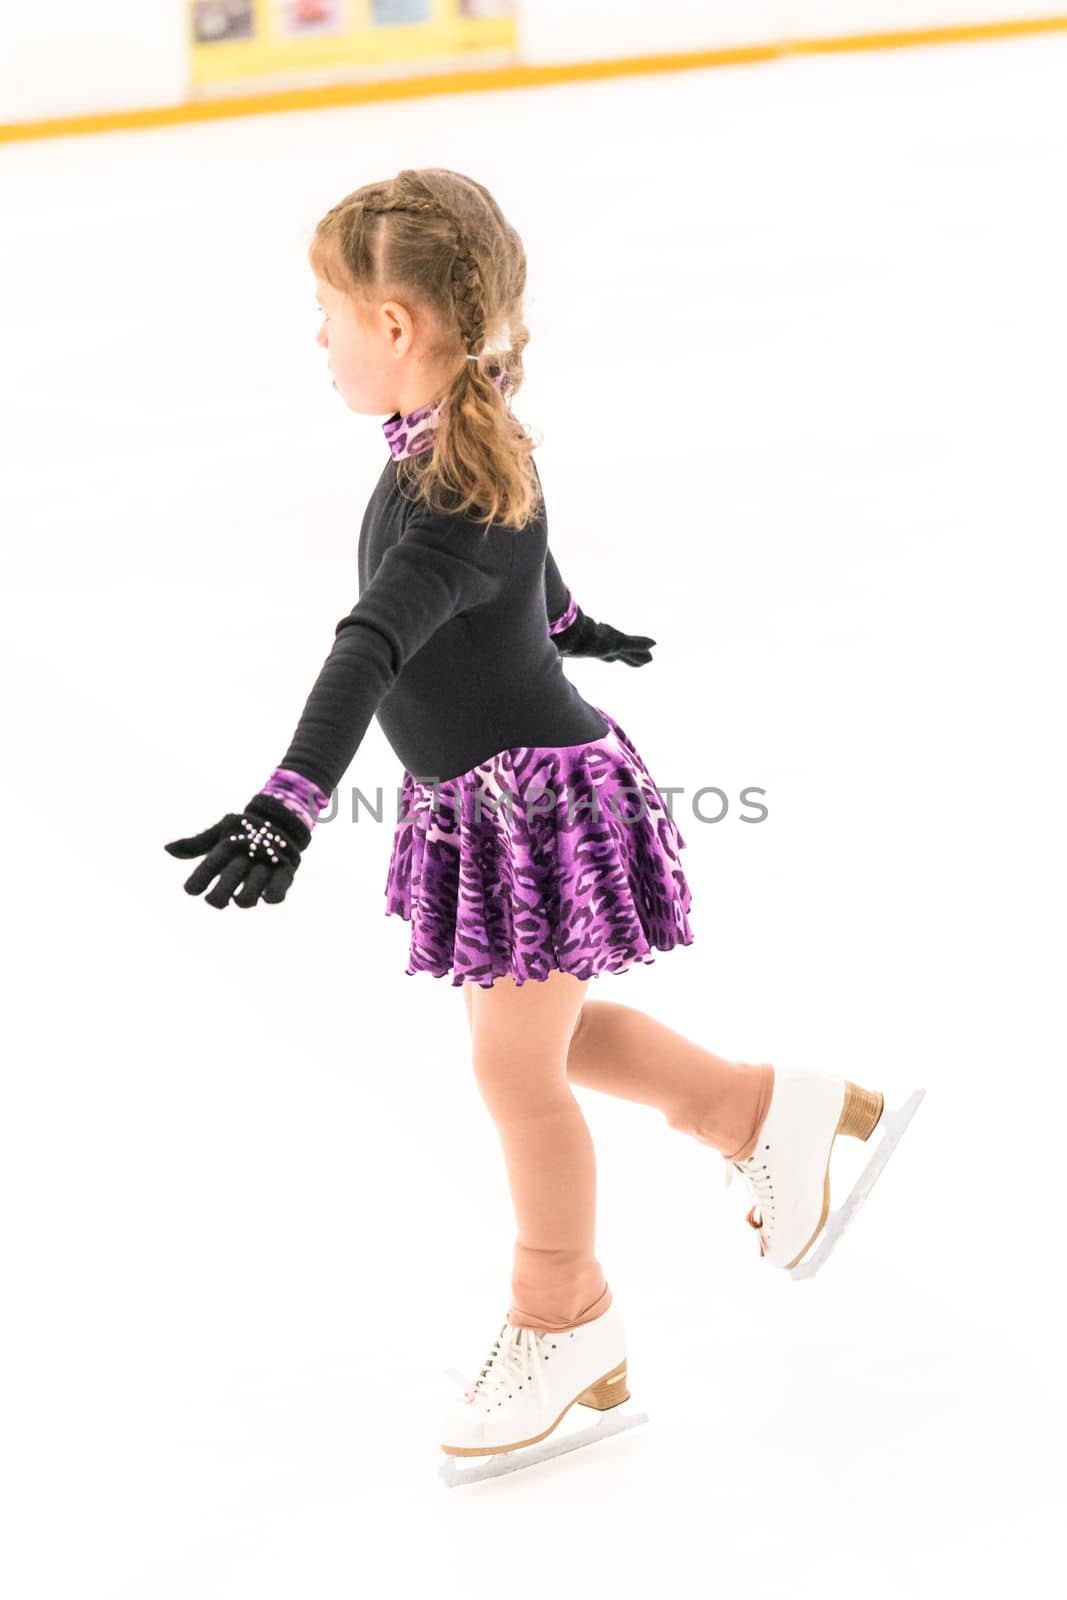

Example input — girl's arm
[544,542,580,637]
[530,455,580,637]
[163,510,503,909]
[268,511,501,803]
[543,538,655,667]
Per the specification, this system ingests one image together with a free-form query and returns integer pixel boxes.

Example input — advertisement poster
[189,0,518,95]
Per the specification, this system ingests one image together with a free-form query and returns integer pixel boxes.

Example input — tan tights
[462,970,774,1334]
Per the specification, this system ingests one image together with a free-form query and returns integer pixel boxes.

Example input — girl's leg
[565,1000,775,1163]
[465,969,610,1335]
[467,983,771,1161]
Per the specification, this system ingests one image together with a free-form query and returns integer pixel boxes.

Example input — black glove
[164,792,312,910]
[552,609,656,667]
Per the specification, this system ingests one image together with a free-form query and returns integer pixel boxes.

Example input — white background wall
[0,0,188,123]
[520,0,1065,60]
[1,0,1063,125]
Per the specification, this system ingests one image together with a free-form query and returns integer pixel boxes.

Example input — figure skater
[165,167,920,1478]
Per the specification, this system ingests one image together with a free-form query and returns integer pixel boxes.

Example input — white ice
[1,31,1065,1599]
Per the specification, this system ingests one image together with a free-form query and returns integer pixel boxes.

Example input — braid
[311,168,539,527]
[361,192,487,358]
[451,242,487,358]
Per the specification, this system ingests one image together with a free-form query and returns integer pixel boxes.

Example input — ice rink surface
[1,30,1065,1598]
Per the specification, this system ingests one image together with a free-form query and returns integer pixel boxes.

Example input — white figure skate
[438,1301,649,1487]
[723,1066,925,1279]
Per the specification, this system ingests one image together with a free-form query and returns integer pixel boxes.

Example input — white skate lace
[724,1154,775,1255]
[445,1322,549,1407]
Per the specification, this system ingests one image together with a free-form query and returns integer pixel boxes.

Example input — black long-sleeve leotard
[276,458,608,794]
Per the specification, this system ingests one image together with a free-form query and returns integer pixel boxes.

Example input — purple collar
[382,394,443,462]
[382,368,510,461]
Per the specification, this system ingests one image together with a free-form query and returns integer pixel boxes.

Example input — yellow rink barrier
[2,14,1066,146]
[188,1,516,91]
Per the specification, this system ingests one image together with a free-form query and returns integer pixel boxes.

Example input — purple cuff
[548,591,579,637]
[260,768,331,831]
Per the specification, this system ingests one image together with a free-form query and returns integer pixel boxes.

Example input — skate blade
[438,1407,650,1488]
[790,1087,926,1281]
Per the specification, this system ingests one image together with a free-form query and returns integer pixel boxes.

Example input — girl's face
[314,274,454,419]
[314,276,390,414]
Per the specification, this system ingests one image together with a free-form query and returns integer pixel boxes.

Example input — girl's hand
[553,611,657,668]
[164,793,312,910]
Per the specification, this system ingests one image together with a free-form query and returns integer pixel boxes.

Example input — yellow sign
[188,1,518,92]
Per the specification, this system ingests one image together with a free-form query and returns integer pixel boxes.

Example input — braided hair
[309,169,542,534]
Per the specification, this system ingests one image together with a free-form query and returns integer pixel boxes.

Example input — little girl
[165,167,906,1472]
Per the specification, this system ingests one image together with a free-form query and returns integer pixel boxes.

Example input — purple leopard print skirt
[383,705,694,988]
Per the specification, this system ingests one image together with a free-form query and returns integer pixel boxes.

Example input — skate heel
[838,1081,885,1141]
[576,1361,629,1411]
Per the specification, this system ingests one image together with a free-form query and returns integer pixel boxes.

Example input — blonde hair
[308,167,543,534]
